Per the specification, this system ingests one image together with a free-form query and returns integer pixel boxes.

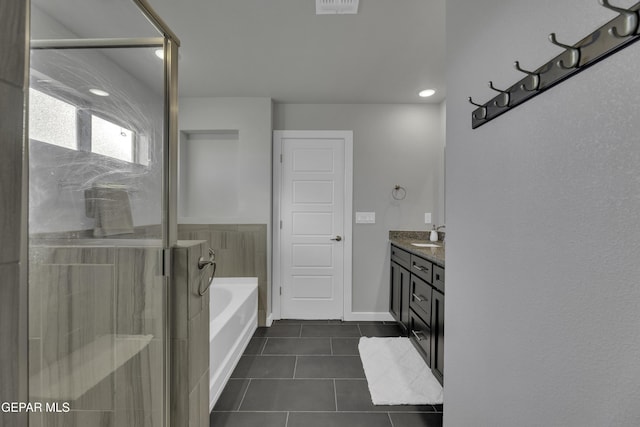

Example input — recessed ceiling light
[89,88,110,97]
[155,49,164,59]
[419,89,436,98]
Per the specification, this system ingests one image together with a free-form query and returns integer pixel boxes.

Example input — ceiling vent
[316,0,359,15]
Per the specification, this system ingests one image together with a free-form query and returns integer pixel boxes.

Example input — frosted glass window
[91,115,134,163]
[28,88,77,149]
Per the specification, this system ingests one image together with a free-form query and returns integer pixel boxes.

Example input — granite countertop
[389,230,445,266]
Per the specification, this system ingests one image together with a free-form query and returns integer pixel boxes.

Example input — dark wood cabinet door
[431,289,444,385]
[400,265,410,330]
[390,260,410,333]
[390,261,402,323]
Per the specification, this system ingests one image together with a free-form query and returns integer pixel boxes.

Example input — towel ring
[198,248,216,296]
[392,185,407,200]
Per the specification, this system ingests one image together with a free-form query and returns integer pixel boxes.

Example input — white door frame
[272,130,353,321]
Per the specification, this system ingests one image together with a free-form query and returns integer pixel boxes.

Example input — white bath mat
[358,337,443,405]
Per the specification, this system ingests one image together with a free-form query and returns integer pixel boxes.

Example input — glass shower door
[27,1,178,426]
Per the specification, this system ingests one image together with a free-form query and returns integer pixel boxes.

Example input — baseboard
[266,312,393,323]
[344,311,395,322]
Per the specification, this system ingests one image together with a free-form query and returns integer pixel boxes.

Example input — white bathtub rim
[208,278,258,412]
[212,277,258,286]
[209,309,257,412]
[210,282,256,338]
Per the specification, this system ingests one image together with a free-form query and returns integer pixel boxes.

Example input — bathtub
[209,277,258,411]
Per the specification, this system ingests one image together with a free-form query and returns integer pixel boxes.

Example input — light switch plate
[424,213,432,224]
[356,211,375,224]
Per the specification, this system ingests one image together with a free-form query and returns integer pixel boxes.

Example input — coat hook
[488,81,510,107]
[468,97,487,120]
[548,33,581,70]
[599,0,639,38]
[514,61,540,92]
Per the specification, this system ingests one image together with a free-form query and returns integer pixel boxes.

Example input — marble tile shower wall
[0,1,28,426]
[178,224,268,326]
[28,245,164,427]
[171,241,210,427]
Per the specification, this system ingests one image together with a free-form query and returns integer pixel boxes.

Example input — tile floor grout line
[236,378,252,411]
[285,411,290,427]
[330,337,334,355]
[333,378,338,412]
[293,355,298,379]
[261,337,268,355]
[387,412,396,427]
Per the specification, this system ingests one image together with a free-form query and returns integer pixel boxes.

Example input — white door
[276,131,352,319]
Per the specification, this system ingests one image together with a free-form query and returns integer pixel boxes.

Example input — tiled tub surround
[0,1,28,426]
[29,241,166,427]
[177,224,268,326]
[172,241,211,427]
[211,320,443,427]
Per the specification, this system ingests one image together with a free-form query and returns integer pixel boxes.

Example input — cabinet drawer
[410,275,432,325]
[391,245,411,270]
[433,265,445,293]
[409,310,431,365]
[411,254,432,284]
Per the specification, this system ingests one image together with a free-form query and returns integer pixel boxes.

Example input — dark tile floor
[210,320,443,427]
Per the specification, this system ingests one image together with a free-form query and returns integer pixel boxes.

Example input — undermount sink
[411,243,442,248]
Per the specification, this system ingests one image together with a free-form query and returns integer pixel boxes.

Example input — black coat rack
[470,0,640,129]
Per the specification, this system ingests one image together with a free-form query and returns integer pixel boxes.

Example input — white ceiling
[147,0,446,103]
[33,0,446,104]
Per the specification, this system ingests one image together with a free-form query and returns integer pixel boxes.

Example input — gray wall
[0,0,28,426]
[446,1,640,426]
[178,97,273,318]
[178,97,272,224]
[274,103,445,314]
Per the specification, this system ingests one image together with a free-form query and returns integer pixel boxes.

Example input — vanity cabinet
[390,243,444,385]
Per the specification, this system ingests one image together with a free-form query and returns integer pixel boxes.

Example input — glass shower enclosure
[27,0,178,426]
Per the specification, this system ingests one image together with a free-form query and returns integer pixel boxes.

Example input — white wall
[178,97,272,224]
[446,1,640,426]
[274,103,444,314]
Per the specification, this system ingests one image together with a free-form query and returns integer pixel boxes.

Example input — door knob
[330,235,342,241]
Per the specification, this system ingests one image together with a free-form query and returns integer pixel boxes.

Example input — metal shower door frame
[30,1,180,425]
